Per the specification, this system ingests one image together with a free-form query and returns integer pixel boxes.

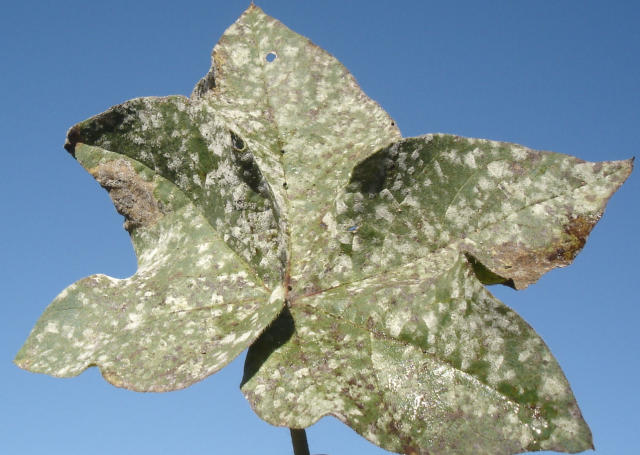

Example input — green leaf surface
[16,142,284,391]
[16,5,632,454]
[242,134,631,454]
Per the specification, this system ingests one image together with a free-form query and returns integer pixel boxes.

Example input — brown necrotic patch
[90,159,162,232]
[471,214,600,290]
[563,215,597,252]
[545,215,599,263]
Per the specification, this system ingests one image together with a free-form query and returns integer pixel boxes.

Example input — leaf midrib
[244,13,294,293]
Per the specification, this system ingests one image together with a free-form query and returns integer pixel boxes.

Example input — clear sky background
[1,1,638,454]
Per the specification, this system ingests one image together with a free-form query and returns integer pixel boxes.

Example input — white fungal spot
[125,313,143,330]
[464,152,477,169]
[221,333,236,344]
[45,322,59,334]
[294,368,309,378]
[422,311,437,331]
[375,205,394,223]
[487,161,509,179]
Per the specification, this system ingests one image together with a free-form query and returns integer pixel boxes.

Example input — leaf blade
[194,5,402,278]
[66,95,285,287]
[295,134,632,292]
[15,7,633,454]
[243,134,630,453]
[16,145,285,391]
[243,251,593,454]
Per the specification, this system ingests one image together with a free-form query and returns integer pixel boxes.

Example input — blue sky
[1,1,638,454]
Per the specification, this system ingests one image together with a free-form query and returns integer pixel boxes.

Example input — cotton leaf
[17,5,632,454]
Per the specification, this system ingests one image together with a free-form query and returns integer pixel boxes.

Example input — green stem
[289,428,310,455]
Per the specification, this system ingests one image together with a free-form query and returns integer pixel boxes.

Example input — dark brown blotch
[90,159,162,232]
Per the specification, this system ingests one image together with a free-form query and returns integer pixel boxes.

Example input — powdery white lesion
[487,160,512,179]
[44,322,59,334]
[124,313,142,330]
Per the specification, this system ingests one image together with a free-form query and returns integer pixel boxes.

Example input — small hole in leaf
[266,52,277,62]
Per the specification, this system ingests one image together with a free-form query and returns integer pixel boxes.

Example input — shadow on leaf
[241,306,295,387]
